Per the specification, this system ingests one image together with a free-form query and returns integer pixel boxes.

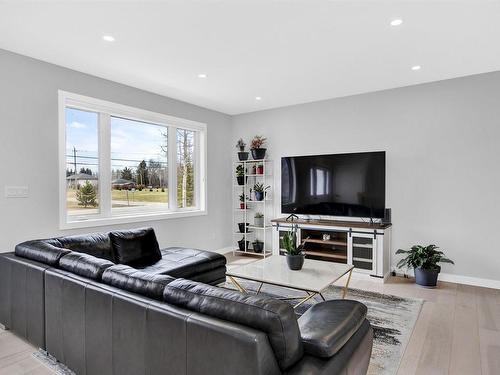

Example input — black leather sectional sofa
[0,228,373,375]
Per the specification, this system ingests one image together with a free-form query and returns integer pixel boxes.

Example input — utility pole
[73,146,77,189]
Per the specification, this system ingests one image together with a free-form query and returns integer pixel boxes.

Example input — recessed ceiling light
[390,19,403,26]
[197,73,207,78]
[411,65,421,71]
[255,96,262,101]
[102,35,115,42]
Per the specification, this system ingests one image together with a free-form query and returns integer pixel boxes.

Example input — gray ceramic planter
[286,254,305,271]
[254,217,264,227]
[415,267,440,287]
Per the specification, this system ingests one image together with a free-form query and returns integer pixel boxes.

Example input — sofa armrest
[298,300,367,358]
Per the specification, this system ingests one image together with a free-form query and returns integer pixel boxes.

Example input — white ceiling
[1,1,500,115]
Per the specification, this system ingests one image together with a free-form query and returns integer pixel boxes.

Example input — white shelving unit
[232,159,273,257]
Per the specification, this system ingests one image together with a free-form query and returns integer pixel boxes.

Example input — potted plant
[396,244,454,287]
[236,165,245,185]
[236,138,249,161]
[237,237,249,251]
[281,225,306,270]
[238,193,248,209]
[238,222,249,233]
[252,182,270,201]
[256,164,264,175]
[254,212,264,227]
[252,240,264,253]
[250,135,267,160]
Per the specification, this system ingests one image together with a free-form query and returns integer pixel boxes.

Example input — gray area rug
[33,350,75,375]
[223,280,423,375]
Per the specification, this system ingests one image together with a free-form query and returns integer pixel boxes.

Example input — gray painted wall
[232,72,500,282]
[0,49,232,252]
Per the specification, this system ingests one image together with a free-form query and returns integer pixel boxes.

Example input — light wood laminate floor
[1,253,499,375]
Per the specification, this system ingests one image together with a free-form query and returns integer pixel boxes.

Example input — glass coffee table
[226,256,354,309]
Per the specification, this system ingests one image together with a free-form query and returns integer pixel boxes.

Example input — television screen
[281,151,386,218]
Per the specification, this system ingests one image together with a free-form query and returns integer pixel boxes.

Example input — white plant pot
[254,217,265,227]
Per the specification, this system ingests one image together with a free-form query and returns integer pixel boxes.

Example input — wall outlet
[4,186,29,198]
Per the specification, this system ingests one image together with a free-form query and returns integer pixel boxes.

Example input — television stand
[271,218,392,280]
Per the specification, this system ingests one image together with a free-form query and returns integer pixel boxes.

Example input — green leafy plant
[250,135,267,149]
[281,225,306,256]
[254,212,264,218]
[236,165,245,177]
[396,245,454,271]
[238,193,248,202]
[236,138,246,151]
[253,182,270,193]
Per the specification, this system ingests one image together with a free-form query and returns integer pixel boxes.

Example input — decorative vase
[251,148,267,160]
[255,191,264,201]
[254,217,264,227]
[252,241,264,253]
[256,166,264,175]
[414,267,440,287]
[238,222,249,233]
[237,239,249,251]
[236,176,245,185]
[286,253,305,271]
[237,152,249,161]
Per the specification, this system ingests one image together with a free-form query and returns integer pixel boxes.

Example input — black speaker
[382,208,391,224]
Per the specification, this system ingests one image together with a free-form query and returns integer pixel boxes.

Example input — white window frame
[58,90,207,229]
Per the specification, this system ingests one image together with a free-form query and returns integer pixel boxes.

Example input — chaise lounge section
[0,228,373,375]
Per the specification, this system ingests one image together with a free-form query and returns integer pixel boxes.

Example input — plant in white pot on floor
[396,244,454,287]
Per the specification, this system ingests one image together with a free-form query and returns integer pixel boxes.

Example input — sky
[66,107,168,175]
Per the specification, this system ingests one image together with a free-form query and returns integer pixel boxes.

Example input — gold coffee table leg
[256,282,264,295]
[293,292,318,309]
[228,276,246,293]
[342,269,353,299]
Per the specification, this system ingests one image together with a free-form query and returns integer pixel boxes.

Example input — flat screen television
[281,151,386,218]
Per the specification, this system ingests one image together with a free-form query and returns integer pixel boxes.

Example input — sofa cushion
[138,247,226,278]
[109,228,161,267]
[102,265,175,300]
[15,240,71,266]
[56,232,114,261]
[163,278,303,370]
[298,300,367,358]
[59,252,114,280]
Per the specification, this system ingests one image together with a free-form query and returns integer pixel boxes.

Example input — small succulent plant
[236,138,246,151]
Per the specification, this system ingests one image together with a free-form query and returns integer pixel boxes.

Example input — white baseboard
[213,246,234,255]
[393,270,500,290]
[438,272,500,290]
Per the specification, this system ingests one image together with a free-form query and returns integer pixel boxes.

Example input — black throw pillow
[109,228,162,267]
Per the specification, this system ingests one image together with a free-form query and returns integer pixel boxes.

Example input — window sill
[60,209,207,230]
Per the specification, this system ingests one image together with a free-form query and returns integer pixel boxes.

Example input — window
[309,167,330,197]
[59,91,206,229]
